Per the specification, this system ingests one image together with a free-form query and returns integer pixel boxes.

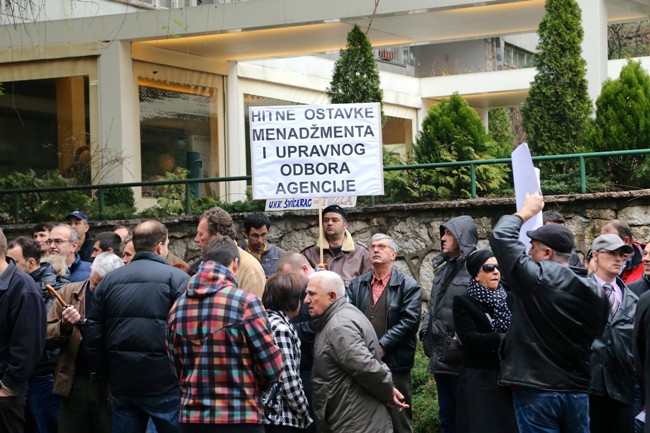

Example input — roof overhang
[1,0,647,66]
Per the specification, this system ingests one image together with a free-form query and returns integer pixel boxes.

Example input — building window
[503,43,533,69]
[243,94,300,178]
[383,116,413,163]
[139,82,216,197]
[0,77,90,182]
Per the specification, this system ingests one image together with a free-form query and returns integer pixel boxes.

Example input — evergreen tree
[589,59,650,187]
[522,0,592,156]
[487,108,514,158]
[412,93,507,200]
[327,24,384,119]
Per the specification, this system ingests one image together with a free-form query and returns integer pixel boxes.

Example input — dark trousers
[59,374,112,433]
[589,394,634,433]
[388,372,413,433]
[25,374,60,433]
[0,394,26,433]
[434,373,459,433]
[111,388,180,433]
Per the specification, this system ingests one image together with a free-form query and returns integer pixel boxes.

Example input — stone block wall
[4,189,650,304]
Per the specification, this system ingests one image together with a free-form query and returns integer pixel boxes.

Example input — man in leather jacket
[348,233,422,433]
[490,192,609,433]
[589,234,638,433]
[420,215,477,433]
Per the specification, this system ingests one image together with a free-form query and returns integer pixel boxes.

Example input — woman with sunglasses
[452,249,518,433]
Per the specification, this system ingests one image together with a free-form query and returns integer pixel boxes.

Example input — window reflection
[0,77,89,182]
[139,84,214,197]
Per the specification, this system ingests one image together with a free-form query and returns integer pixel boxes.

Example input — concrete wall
[5,189,650,303]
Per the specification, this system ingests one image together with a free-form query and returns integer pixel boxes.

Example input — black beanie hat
[322,204,348,221]
[465,249,494,278]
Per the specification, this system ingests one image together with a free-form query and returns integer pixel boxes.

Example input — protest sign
[250,103,384,199]
[512,142,543,247]
[265,196,357,211]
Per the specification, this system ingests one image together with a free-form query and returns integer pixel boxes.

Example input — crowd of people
[1,195,650,433]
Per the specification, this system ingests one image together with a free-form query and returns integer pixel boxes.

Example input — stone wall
[5,189,650,303]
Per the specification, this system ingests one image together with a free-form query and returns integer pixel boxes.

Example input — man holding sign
[301,205,372,288]
[489,193,609,433]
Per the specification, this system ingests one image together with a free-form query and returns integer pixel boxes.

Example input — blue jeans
[512,387,589,433]
[434,373,459,433]
[25,374,60,433]
[111,389,180,433]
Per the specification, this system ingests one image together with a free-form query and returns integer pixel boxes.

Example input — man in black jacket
[419,215,476,433]
[0,229,47,433]
[85,220,190,433]
[490,192,609,433]
[7,236,70,433]
[588,234,638,433]
[348,233,421,433]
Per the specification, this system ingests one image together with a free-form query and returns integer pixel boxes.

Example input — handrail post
[470,163,477,198]
[98,188,105,217]
[579,156,586,194]
[185,182,192,215]
[13,192,20,224]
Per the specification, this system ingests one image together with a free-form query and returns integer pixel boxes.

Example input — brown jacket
[301,231,372,287]
[46,280,89,397]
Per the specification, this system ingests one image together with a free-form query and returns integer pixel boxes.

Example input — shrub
[412,93,508,200]
[90,186,137,220]
[587,59,650,188]
[0,170,91,224]
[412,341,440,433]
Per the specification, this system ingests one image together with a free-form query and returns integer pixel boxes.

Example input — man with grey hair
[348,234,421,433]
[47,224,91,282]
[46,251,123,433]
[305,270,408,433]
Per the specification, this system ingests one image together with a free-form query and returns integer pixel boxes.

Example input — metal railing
[1,148,649,223]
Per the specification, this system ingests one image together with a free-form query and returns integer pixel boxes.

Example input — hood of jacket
[440,215,478,261]
[186,260,237,298]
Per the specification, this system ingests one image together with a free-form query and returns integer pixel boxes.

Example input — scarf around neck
[467,279,511,333]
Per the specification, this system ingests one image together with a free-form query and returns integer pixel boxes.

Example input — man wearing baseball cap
[588,234,637,433]
[66,211,93,262]
[301,204,372,287]
[489,192,609,433]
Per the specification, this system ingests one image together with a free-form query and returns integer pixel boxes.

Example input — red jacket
[621,242,646,284]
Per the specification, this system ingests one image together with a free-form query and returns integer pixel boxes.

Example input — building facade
[0,0,647,207]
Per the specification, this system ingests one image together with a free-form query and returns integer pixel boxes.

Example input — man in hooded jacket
[420,215,477,433]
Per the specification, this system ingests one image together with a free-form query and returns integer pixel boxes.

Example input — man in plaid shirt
[167,235,283,433]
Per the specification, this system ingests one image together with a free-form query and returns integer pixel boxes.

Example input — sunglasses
[482,264,500,273]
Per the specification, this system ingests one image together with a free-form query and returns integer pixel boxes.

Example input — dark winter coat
[347,267,422,372]
[422,215,477,375]
[85,252,189,395]
[490,215,609,392]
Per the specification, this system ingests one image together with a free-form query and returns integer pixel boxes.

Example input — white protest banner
[512,142,543,247]
[250,103,384,199]
[265,196,357,211]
